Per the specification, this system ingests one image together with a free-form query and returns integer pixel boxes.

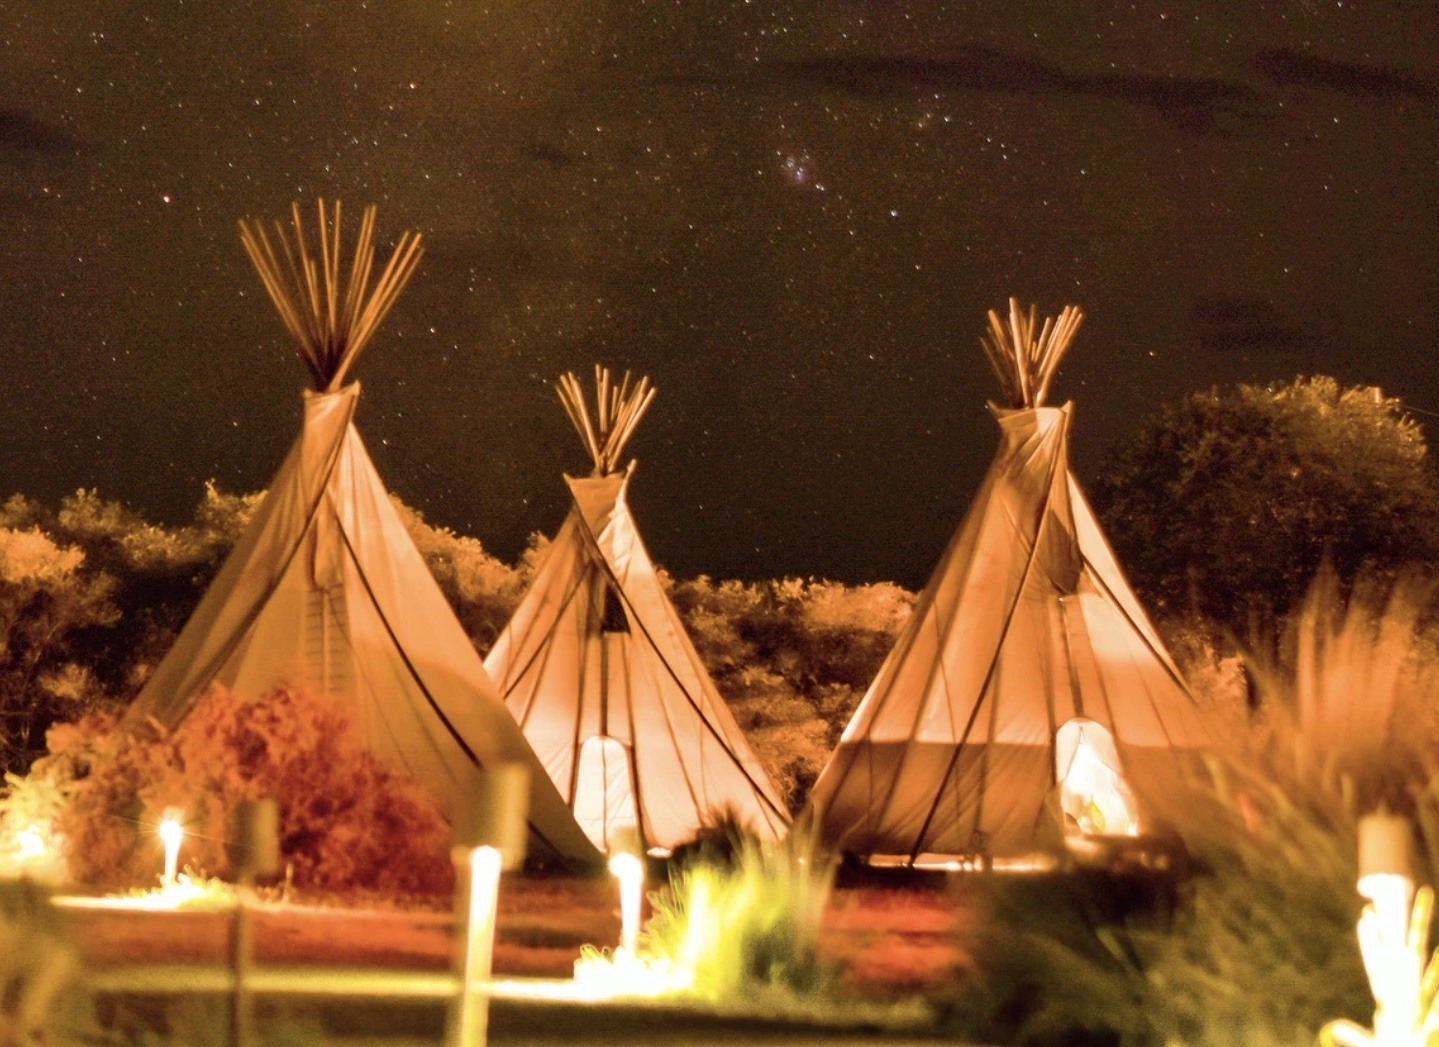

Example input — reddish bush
[45,684,453,896]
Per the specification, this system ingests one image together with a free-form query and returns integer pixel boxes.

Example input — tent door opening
[1054,719,1139,837]
[573,734,639,851]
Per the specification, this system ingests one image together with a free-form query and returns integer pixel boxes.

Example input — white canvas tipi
[484,368,790,853]
[802,302,1209,866]
[127,202,597,864]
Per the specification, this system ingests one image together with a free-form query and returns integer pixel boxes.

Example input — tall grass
[1141,572,1439,1047]
[574,827,838,1010]
[640,829,836,1001]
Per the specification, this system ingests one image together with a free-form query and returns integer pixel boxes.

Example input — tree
[1093,376,1439,636]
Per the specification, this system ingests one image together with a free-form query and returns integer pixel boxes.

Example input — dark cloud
[1192,298,1307,355]
[1255,48,1439,101]
[0,109,80,158]
[523,141,585,169]
[764,46,1274,135]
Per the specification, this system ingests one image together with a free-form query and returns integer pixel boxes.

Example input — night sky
[2,2,1437,588]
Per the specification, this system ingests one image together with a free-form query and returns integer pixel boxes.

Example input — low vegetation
[38,683,453,895]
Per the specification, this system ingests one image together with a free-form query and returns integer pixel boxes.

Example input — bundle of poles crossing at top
[556,367,657,476]
[981,296,1084,409]
[238,199,425,393]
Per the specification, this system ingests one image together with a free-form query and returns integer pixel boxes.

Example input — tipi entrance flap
[1055,718,1139,837]
[572,735,639,851]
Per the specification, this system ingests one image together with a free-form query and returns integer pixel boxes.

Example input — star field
[1,1,1436,587]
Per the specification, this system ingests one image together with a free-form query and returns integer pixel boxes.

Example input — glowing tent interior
[801,300,1209,866]
[125,201,597,865]
[483,367,790,854]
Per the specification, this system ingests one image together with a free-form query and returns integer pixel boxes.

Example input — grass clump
[1137,571,1438,1047]
[575,824,839,1013]
[645,829,835,1001]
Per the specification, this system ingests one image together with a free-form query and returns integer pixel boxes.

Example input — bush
[1095,377,1439,637]
[0,524,120,776]
[40,683,453,897]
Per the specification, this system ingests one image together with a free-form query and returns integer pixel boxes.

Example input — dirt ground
[65,874,973,1000]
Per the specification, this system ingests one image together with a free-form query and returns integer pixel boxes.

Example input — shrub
[670,575,912,799]
[0,770,69,883]
[41,683,453,897]
[592,828,837,1003]
[0,524,120,776]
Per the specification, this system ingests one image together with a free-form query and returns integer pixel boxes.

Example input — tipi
[127,201,597,864]
[483,368,790,854]
[802,301,1209,866]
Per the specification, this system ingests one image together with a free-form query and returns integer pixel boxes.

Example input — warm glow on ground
[56,874,236,912]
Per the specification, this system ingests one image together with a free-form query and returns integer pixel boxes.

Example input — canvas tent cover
[805,402,1209,863]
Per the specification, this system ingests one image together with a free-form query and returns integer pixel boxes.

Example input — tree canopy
[1094,376,1439,636]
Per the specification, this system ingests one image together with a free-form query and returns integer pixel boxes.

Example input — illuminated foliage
[41,683,453,896]
[0,770,67,883]
[578,830,836,1003]
[0,523,118,775]
[0,486,259,760]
